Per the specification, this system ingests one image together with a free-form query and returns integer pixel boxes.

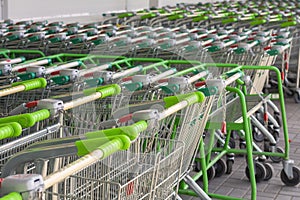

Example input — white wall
[159,0,218,7]
[4,0,127,20]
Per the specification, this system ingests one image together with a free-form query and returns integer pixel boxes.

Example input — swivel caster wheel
[226,159,234,174]
[253,126,264,142]
[263,163,274,181]
[214,158,227,178]
[269,146,284,163]
[280,166,300,186]
[245,162,266,183]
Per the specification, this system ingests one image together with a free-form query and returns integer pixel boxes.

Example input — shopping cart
[0,91,208,200]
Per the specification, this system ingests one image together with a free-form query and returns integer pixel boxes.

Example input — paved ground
[180,97,300,200]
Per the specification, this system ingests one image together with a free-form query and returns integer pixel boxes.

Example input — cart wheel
[194,160,201,172]
[263,163,274,181]
[274,112,281,127]
[269,146,284,163]
[245,162,266,183]
[294,92,300,104]
[207,166,216,180]
[214,158,227,178]
[280,167,300,186]
[253,127,264,142]
[229,137,236,149]
[226,159,234,174]
[272,130,280,142]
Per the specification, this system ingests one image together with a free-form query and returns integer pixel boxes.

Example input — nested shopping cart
[0,91,210,200]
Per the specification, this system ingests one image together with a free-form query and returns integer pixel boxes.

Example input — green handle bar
[85,121,148,140]
[75,135,131,156]
[11,78,48,91]
[0,122,22,139]
[0,109,50,128]
[164,91,205,108]
[83,84,121,97]
[0,192,22,200]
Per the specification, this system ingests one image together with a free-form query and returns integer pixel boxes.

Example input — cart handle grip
[0,192,22,200]
[11,77,47,91]
[164,91,205,108]
[0,109,50,128]
[83,84,121,97]
[76,135,131,156]
[0,122,22,140]
[85,121,148,141]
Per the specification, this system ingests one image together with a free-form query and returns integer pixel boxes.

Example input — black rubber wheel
[263,163,274,181]
[226,159,234,174]
[245,162,266,183]
[274,113,281,127]
[272,130,280,142]
[194,160,201,172]
[252,126,265,142]
[229,137,236,149]
[294,92,300,104]
[214,158,227,178]
[280,167,300,186]
[269,146,284,163]
[207,166,216,180]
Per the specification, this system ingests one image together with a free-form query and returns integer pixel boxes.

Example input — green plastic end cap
[51,75,70,85]
[20,56,26,62]
[234,48,246,54]
[267,49,279,56]
[84,78,104,87]
[77,60,83,66]
[0,192,22,200]
[208,46,221,52]
[198,86,218,96]
[123,82,143,92]
[12,78,48,91]
[17,72,36,81]
[0,122,22,139]
[160,84,180,94]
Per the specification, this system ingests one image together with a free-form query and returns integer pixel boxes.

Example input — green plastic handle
[75,135,131,156]
[51,75,70,85]
[12,78,47,91]
[0,192,22,200]
[281,21,297,28]
[164,91,205,108]
[222,17,238,24]
[192,15,208,22]
[141,13,157,20]
[98,137,131,158]
[0,109,50,128]
[83,84,121,97]
[0,122,22,139]
[250,19,267,26]
[168,14,184,21]
[85,121,148,141]
[118,12,134,18]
